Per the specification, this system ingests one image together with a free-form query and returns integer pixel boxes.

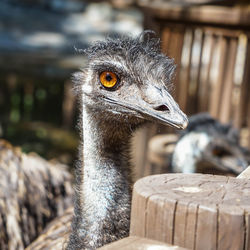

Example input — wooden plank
[195,204,217,250]
[199,34,216,112]
[248,96,250,148]
[184,203,197,249]
[164,198,177,244]
[189,29,205,114]
[235,38,250,129]
[219,37,238,123]
[243,36,250,140]
[244,213,250,250]
[178,29,194,112]
[193,30,205,113]
[146,195,164,240]
[166,28,185,61]
[218,205,245,250]
[145,195,176,243]
[202,26,242,38]
[137,4,250,27]
[166,28,185,102]
[130,187,148,237]
[161,27,172,56]
[209,36,228,118]
[173,201,188,247]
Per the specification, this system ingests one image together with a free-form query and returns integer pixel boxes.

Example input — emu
[172,113,249,175]
[26,32,188,249]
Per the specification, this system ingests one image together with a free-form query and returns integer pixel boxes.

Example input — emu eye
[212,147,230,157]
[99,71,118,89]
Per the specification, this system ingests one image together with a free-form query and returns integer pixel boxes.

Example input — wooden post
[130,173,250,250]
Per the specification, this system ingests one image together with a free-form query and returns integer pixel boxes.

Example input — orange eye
[99,71,118,89]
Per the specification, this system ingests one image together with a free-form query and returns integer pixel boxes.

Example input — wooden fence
[137,3,250,145]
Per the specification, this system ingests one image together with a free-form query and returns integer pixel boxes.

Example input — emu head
[172,113,249,175]
[74,33,188,130]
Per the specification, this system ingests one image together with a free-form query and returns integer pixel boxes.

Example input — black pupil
[105,74,113,82]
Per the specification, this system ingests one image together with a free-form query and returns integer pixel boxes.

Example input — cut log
[98,236,186,249]
[130,173,250,250]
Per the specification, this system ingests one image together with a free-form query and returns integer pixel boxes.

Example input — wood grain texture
[219,37,238,123]
[178,29,194,112]
[199,33,216,112]
[130,173,250,250]
[99,236,187,250]
[161,26,184,102]
[184,203,197,249]
[195,204,217,250]
[218,205,244,250]
[235,38,250,130]
[209,36,227,118]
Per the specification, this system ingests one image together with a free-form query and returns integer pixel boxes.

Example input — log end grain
[98,236,187,250]
[130,173,250,250]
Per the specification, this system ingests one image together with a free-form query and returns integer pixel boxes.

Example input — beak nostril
[154,105,170,112]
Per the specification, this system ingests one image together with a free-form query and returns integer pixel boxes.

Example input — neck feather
[68,106,133,249]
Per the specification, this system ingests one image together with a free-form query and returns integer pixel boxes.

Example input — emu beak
[104,85,188,129]
[141,86,188,130]
[202,143,249,175]
[201,155,248,175]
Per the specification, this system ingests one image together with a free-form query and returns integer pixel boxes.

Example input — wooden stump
[130,174,250,250]
[98,236,186,249]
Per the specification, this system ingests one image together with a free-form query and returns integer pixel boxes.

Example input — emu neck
[81,107,133,209]
[69,106,133,249]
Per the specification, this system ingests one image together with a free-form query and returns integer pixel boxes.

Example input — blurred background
[0,0,143,169]
[0,0,249,177]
